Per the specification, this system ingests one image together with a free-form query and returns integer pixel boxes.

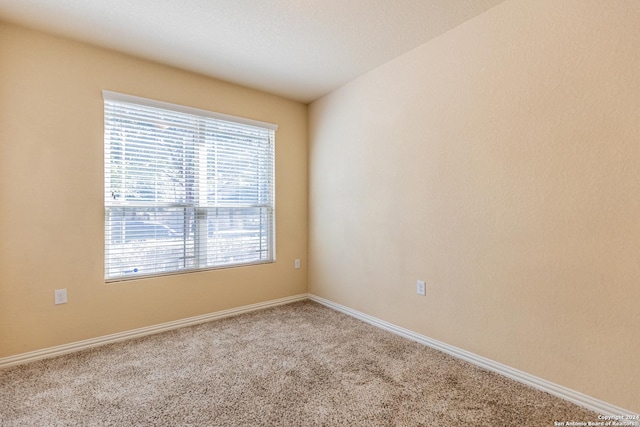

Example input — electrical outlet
[54,289,68,305]
[416,280,426,296]
[294,259,301,269]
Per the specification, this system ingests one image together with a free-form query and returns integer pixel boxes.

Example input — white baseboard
[308,294,637,417]
[0,293,309,369]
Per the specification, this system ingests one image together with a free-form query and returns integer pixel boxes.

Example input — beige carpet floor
[1,300,598,426]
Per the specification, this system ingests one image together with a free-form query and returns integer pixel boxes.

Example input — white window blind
[103,91,276,281]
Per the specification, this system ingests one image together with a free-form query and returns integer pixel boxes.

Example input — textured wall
[0,23,308,357]
[309,0,639,412]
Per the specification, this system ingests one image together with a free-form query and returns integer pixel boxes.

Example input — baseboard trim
[308,294,637,416]
[0,293,309,369]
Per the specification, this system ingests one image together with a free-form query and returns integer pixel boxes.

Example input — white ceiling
[0,0,505,103]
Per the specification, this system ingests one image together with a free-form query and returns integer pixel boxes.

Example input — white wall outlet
[294,259,301,269]
[54,289,68,305]
[416,280,426,296]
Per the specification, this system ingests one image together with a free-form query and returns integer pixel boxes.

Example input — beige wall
[309,0,639,413]
[0,23,308,357]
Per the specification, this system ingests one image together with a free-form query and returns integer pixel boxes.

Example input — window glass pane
[105,207,196,278]
[204,207,272,266]
[105,104,198,205]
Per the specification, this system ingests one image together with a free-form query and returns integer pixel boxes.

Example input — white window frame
[103,91,277,282]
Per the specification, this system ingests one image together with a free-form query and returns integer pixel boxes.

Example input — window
[103,91,276,281]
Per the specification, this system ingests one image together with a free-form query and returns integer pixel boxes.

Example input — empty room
[1,0,638,425]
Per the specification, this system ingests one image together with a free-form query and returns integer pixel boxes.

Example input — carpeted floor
[1,300,598,426]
